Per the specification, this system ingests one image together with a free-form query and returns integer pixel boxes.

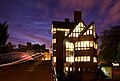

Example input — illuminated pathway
[0,60,53,81]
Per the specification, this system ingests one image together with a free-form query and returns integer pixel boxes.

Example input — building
[51,11,98,81]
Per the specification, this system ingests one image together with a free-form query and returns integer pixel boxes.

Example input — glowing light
[66,56,74,62]
[70,56,74,62]
[52,39,56,44]
[69,22,85,37]
[112,63,119,66]
[70,67,72,71]
[94,42,98,49]
[53,57,56,62]
[75,56,90,62]
[66,42,74,51]
[66,67,68,71]
[81,56,84,61]
[93,57,97,63]
[101,67,112,78]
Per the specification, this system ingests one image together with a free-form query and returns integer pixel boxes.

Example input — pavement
[0,60,53,81]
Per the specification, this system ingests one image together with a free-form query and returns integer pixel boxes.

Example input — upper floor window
[52,39,56,44]
[75,56,90,62]
[69,22,85,37]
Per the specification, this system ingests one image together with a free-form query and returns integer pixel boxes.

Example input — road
[0,60,53,81]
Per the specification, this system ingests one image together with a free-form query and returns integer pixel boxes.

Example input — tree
[117,42,120,62]
[0,21,9,53]
[98,26,120,63]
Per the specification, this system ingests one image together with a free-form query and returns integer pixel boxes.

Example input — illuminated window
[69,22,85,37]
[90,41,93,47]
[66,42,74,62]
[70,56,74,62]
[75,57,77,62]
[89,25,93,29]
[84,32,87,35]
[66,57,69,62]
[94,43,98,49]
[66,67,68,71]
[53,28,56,32]
[76,33,79,37]
[90,30,92,35]
[84,56,90,62]
[80,22,84,27]
[73,33,76,37]
[81,56,84,61]
[84,41,89,47]
[87,56,90,61]
[87,30,89,35]
[81,41,84,47]
[78,68,80,71]
[66,42,74,51]
[66,56,74,62]
[78,56,80,61]
[93,57,97,63]
[53,57,56,62]
[75,56,90,62]
[70,67,72,71]
[52,39,56,44]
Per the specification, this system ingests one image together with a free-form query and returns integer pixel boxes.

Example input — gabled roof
[75,21,95,42]
[64,21,98,43]
[65,18,86,38]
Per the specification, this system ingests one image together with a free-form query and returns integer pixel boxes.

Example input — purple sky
[0,0,120,48]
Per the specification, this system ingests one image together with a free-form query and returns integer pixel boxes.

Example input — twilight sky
[0,0,120,48]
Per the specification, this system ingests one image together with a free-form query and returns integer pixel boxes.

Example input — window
[84,56,90,62]
[66,67,68,71]
[52,39,56,44]
[93,57,97,63]
[78,56,80,61]
[66,56,74,62]
[75,56,90,62]
[75,57,77,61]
[66,42,74,62]
[78,68,80,71]
[53,57,56,62]
[81,56,84,61]
[70,67,72,71]
[94,43,98,49]
[90,30,92,35]
[89,25,93,29]
[69,22,85,37]
[75,41,94,50]
[90,41,93,47]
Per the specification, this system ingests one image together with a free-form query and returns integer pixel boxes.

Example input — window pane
[66,67,68,71]
[90,30,92,35]
[70,67,72,71]
[81,56,84,61]
[93,57,97,63]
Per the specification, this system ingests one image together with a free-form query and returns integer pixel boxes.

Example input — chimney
[74,11,81,23]
[65,18,69,22]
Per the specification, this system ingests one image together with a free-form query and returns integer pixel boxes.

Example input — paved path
[0,60,53,81]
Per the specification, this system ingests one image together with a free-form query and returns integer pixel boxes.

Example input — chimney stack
[74,11,81,23]
[65,18,69,22]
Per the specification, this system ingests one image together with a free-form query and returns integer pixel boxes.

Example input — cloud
[1,0,120,47]
[97,0,120,30]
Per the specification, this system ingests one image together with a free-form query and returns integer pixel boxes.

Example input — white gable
[69,22,85,37]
